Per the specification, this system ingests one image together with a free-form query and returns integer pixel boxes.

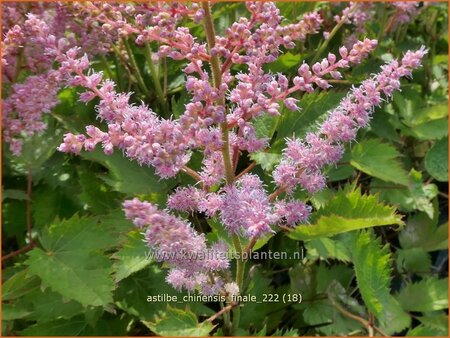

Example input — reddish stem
[2,243,35,261]
[235,162,257,180]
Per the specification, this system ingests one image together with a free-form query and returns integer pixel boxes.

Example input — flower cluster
[123,198,229,293]
[273,47,427,194]
[391,2,421,26]
[2,2,428,297]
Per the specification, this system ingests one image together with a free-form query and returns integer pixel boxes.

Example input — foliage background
[2,2,449,336]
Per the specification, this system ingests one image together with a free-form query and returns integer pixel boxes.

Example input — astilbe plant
[2,1,427,333]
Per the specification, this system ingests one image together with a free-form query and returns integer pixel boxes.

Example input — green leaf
[253,113,279,140]
[288,188,403,241]
[26,215,117,307]
[305,237,351,262]
[275,2,317,21]
[9,122,63,174]
[19,289,85,323]
[396,248,432,276]
[415,314,449,336]
[370,169,439,219]
[369,110,401,142]
[115,267,213,322]
[81,149,176,196]
[406,118,449,140]
[303,286,364,336]
[300,265,362,336]
[350,138,409,185]
[239,269,284,331]
[377,297,412,335]
[20,316,88,336]
[271,328,299,336]
[425,136,448,182]
[274,91,345,148]
[399,212,448,252]
[144,306,214,337]
[1,189,29,201]
[351,231,390,315]
[2,269,40,301]
[396,277,448,312]
[2,303,32,321]
[249,152,282,172]
[326,148,354,182]
[265,52,301,73]
[79,315,130,335]
[112,231,151,282]
[351,231,410,334]
[408,325,447,336]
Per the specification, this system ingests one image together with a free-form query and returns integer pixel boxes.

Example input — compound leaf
[288,188,403,241]
[350,139,409,185]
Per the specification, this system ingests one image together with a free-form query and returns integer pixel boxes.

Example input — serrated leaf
[351,231,391,315]
[9,122,63,174]
[253,113,279,140]
[370,169,439,219]
[2,189,29,201]
[305,237,351,262]
[350,138,409,185]
[115,267,213,322]
[20,316,88,336]
[249,152,281,172]
[274,91,345,148]
[399,212,448,252]
[2,303,32,321]
[144,306,214,337]
[265,52,301,73]
[26,215,117,307]
[22,289,84,323]
[112,231,151,283]
[239,268,285,331]
[425,136,448,182]
[396,248,432,275]
[2,269,40,301]
[300,265,363,336]
[271,328,299,336]
[405,118,449,140]
[288,188,403,241]
[351,231,410,334]
[416,314,449,335]
[408,325,447,336]
[396,277,448,312]
[81,149,176,195]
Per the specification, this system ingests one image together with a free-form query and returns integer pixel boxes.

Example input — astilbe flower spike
[123,198,229,293]
[273,46,428,194]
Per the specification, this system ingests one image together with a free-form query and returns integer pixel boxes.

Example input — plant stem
[100,55,114,80]
[231,233,244,333]
[2,243,35,261]
[26,166,33,243]
[113,54,124,91]
[202,2,241,332]
[3,166,35,262]
[311,3,359,63]
[123,38,150,98]
[143,43,169,115]
[202,1,234,185]
[163,55,168,97]
[205,302,239,323]
[268,186,287,202]
[235,162,257,180]
[181,166,208,191]
[328,287,387,337]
